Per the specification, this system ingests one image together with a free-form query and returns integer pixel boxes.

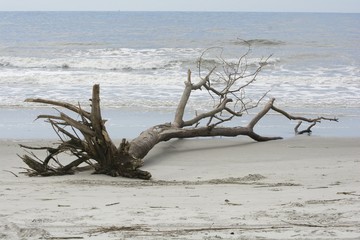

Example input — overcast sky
[0,0,360,13]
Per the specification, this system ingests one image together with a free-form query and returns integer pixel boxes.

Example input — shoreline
[1,107,360,140]
[1,136,360,239]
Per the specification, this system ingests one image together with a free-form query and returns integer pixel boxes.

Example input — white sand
[1,136,360,239]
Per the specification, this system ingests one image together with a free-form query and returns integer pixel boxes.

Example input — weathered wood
[183,98,232,127]
[20,47,337,179]
[60,112,96,137]
[20,155,48,173]
[61,157,89,172]
[271,105,338,123]
[90,84,103,139]
[247,98,275,130]
[173,68,216,128]
[20,85,150,178]
[25,98,91,119]
[173,70,193,128]
[295,121,317,135]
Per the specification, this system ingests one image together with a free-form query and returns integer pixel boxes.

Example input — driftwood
[19,47,337,179]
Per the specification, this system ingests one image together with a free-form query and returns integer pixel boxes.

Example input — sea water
[0,12,359,138]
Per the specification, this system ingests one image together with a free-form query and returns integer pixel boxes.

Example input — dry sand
[1,136,360,239]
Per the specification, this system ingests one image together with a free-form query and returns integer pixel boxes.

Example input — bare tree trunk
[19,46,337,179]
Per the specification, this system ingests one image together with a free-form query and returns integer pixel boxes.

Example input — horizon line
[0,10,359,14]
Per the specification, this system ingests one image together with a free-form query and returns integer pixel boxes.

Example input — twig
[45,237,84,240]
[105,202,120,206]
[281,220,326,228]
[337,191,360,196]
[295,121,317,135]
[3,170,18,177]
[86,224,290,235]
[280,220,356,228]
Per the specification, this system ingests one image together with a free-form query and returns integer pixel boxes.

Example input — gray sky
[0,0,360,13]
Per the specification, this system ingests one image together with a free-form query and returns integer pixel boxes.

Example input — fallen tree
[19,47,338,179]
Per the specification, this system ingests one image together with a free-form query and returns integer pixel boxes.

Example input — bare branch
[60,112,96,137]
[183,98,233,127]
[295,121,317,135]
[271,105,339,123]
[25,98,91,119]
[173,69,193,128]
[247,98,275,130]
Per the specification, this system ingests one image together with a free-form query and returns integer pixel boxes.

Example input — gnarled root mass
[19,85,151,179]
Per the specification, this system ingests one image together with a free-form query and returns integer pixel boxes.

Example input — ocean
[0,12,359,138]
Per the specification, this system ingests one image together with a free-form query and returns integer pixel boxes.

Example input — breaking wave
[0,46,359,113]
[232,39,286,46]
[0,48,201,72]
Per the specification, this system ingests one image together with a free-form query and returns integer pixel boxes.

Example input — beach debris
[19,44,338,179]
[45,237,83,239]
[87,225,148,235]
[337,191,360,196]
[3,170,18,177]
[105,202,120,206]
[57,204,71,208]
[224,199,242,206]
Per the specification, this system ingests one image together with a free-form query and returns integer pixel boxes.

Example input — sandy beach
[1,9,360,240]
[1,136,359,239]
